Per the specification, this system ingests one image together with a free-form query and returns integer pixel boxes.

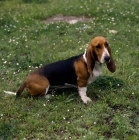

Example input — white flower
[109,30,118,34]
[9,39,12,43]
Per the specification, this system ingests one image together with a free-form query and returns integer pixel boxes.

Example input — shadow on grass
[47,76,124,98]
[91,75,124,90]
[0,121,19,140]
[22,0,49,4]
[49,75,124,93]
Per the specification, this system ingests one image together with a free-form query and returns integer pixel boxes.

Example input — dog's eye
[96,44,101,49]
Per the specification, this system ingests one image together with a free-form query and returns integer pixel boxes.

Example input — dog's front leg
[78,87,92,104]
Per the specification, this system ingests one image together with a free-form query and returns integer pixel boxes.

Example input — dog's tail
[4,90,16,95]
[16,82,26,98]
[4,82,26,98]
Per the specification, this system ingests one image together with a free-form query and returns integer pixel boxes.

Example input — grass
[0,0,139,139]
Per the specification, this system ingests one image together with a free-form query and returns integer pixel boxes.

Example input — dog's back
[39,54,83,85]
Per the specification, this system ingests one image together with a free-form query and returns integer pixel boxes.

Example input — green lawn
[0,0,139,139]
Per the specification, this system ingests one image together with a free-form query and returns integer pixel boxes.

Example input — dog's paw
[81,96,92,104]
[45,94,51,99]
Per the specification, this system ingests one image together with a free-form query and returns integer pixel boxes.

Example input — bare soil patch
[44,14,93,24]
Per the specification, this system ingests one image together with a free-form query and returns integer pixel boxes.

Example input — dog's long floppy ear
[86,46,95,74]
[107,47,116,73]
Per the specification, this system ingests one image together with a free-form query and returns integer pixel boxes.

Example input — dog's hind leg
[25,74,50,97]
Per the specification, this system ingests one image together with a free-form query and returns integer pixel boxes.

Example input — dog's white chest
[88,62,102,84]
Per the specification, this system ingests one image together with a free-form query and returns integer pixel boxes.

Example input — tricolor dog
[15,36,116,103]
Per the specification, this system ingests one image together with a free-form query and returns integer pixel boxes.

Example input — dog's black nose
[104,56,110,62]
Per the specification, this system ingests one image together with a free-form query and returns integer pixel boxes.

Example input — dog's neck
[93,61,102,76]
[83,50,102,70]
[87,62,102,84]
[83,51,102,84]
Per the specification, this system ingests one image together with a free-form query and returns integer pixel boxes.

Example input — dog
[11,36,116,103]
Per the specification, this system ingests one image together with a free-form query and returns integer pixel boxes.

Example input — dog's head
[86,36,116,74]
